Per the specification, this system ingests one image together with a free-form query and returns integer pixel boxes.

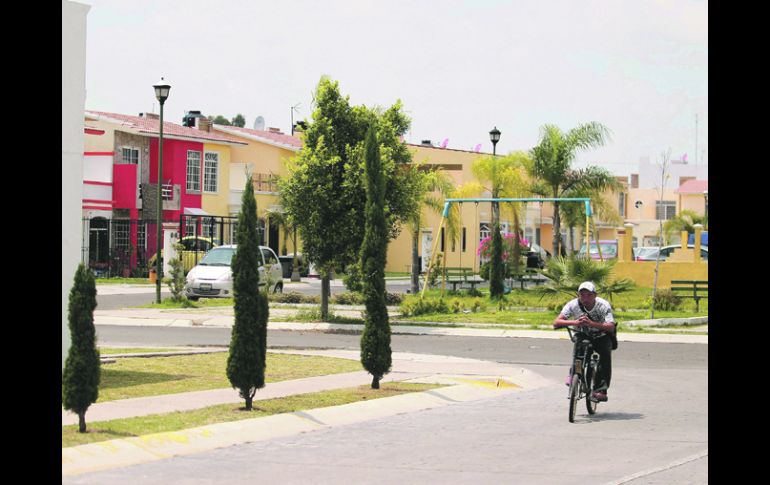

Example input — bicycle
[566,326,602,423]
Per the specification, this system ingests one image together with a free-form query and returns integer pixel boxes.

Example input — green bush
[332,291,364,305]
[268,292,320,304]
[384,292,404,306]
[399,297,450,317]
[646,289,683,311]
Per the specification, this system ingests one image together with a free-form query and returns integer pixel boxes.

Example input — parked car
[633,246,660,261]
[577,240,618,260]
[659,244,708,262]
[184,245,283,300]
[525,243,549,269]
[148,236,219,273]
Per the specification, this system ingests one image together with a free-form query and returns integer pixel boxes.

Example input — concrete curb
[62,380,522,477]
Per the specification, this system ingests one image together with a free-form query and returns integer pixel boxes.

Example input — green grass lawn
[92,352,363,402]
[62,382,442,448]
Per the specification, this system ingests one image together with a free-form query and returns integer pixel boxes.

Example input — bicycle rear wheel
[568,373,580,423]
[586,362,598,415]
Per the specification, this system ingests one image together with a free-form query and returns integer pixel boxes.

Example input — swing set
[420,197,605,298]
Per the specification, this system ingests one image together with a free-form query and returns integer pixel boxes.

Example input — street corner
[63,413,323,477]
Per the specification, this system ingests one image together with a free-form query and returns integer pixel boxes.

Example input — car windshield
[580,243,617,257]
[198,247,235,266]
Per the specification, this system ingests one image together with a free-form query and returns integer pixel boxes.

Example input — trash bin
[278,256,294,279]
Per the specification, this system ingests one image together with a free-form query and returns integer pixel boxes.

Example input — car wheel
[188,296,200,301]
[273,283,283,294]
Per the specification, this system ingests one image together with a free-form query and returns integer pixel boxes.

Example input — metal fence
[81,215,257,278]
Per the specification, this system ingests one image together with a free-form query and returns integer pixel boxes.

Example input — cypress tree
[489,223,505,298]
[359,125,392,389]
[62,263,100,433]
[227,174,268,410]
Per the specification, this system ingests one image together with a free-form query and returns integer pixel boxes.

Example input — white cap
[578,281,596,293]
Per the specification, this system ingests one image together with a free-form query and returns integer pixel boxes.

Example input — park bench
[440,267,484,292]
[670,280,708,312]
[506,269,546,290]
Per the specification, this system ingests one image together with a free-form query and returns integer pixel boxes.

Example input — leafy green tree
[280,77,420,319]
[62,263,100,433]
[231,113,246,127]
[530,122,611,257]
[227,174,268,410]
[212,115,231,126]
[359,126,392,389]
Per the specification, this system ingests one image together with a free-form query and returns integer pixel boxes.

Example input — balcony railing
[252,173,278,193]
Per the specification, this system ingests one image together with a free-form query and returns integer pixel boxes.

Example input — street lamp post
[489,126,501,156]
[703,190,708,220]
[153,78,171,304]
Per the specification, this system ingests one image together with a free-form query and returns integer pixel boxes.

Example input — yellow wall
[222,133,300,254]
[612,261,708,288]
[201,143,232,217]
[386,146,488,273]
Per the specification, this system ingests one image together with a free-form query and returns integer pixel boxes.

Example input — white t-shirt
[560,297,616,337]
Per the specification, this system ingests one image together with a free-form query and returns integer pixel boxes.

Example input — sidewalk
[93,306,708,345]
[62,349,550,476]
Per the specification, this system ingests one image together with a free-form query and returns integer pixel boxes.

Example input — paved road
[75,325,707,484]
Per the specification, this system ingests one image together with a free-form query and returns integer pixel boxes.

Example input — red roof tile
[675,179,708,194]
[213,124,303,150]
[85,110,247,145]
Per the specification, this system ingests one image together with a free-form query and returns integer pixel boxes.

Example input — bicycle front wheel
[568,373,580,423]
[586,362,598,415]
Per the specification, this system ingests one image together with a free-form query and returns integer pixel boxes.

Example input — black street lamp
[153,77,171,304]
[703,190,708,220]
[489,126,501,156]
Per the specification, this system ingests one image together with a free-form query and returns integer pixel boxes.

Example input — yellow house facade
[212,124,302,256]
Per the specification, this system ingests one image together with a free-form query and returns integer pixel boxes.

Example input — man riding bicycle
[553,281,617,402]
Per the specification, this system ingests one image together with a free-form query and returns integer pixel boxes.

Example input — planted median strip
[62,382,442,448]
[93,350,364,402]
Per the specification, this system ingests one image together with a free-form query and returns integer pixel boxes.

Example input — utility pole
[651,149,671,319]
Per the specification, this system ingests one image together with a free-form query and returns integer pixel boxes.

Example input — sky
[80,0,708,177]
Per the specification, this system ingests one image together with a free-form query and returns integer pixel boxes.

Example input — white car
[185,245,283,300]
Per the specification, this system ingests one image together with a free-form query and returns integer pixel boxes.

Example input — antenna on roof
[253,116,265,131]
[291,103,302,136]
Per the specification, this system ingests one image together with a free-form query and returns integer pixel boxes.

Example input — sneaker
[592,391,608,402]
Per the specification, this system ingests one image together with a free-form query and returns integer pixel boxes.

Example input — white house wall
[62,0,90,370]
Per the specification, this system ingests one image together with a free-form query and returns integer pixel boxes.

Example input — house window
[120,147,139,165]
[187,151,201,192]
[204,152,219,193]
[112,220,131,249]
[618,192,626,217]
[656,201,676,220]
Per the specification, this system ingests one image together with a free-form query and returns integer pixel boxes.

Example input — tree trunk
[78,412,87,433]
[371,375,380,389]
[411,227,420,294]
[244,396,253,410]
[552,199,561,258]
[321,273,330,321]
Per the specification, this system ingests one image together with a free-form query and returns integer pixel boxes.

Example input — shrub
[268,291,319,304]
[384,292,404,306]
[646,289,683,311]
[332,291,364,305]
[399,297,450,317]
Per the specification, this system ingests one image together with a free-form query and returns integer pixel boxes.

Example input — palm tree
[406,165,455,294]
[662,210,707,245]
[556,167,623,254]
[530,122,611,258]
[469,151,533,297]
[536,255,634,303]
